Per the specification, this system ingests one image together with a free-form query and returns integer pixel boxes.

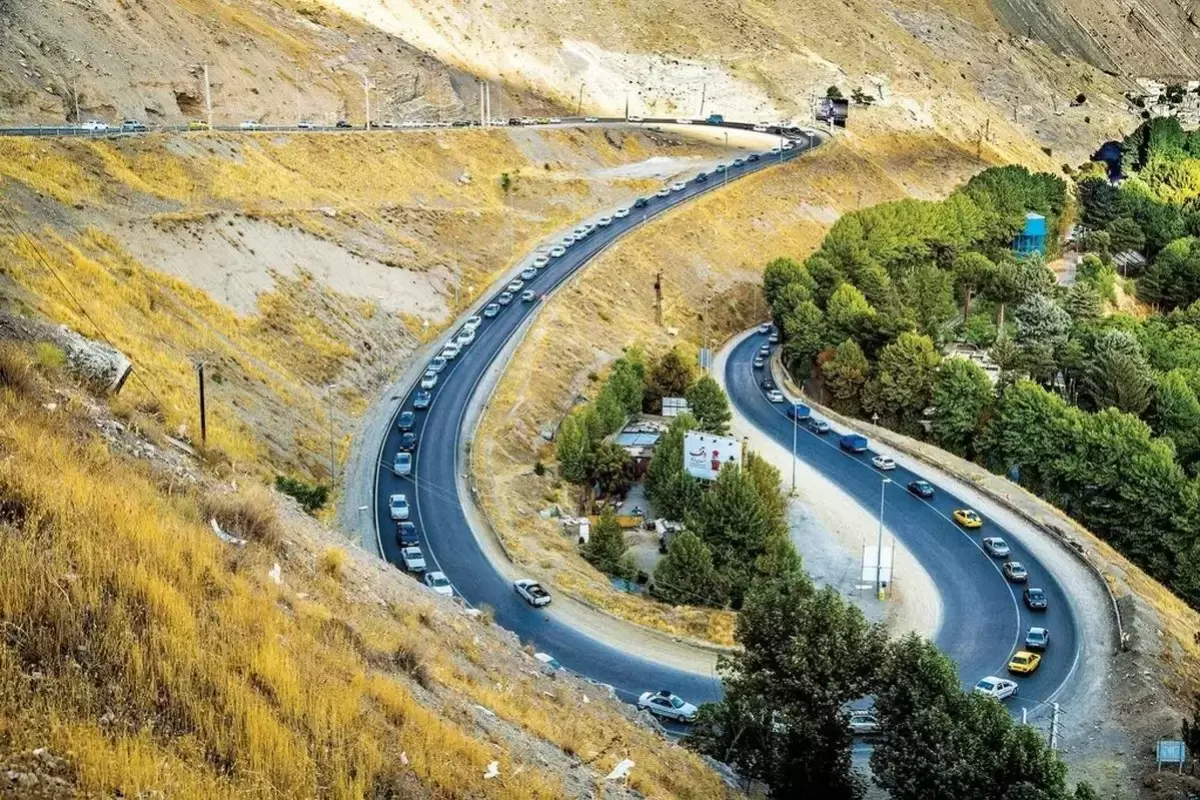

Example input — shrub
[533,460,545,476]
[0,344,33,395]
[198,486,284,550]
[275,475,329,514]
[33,341,66,371]
[318,547,347,581]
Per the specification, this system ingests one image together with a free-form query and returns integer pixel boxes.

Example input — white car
[561,235,577,245]
[758,322,772,334]
[848,710,879,735]
[239,120,262,130]
[548,117,562,124]
[296,120,315,129]
[456,328,476,347]
[982,537,1011,557]
[973,676,1018,701]
[420,371,438,390]
[401,546,427,573]
[753,125,768,133]
[392,451,412,477]
[534,652,564,671]
[80,120,109,132]
[675,118,693,124]
[628,115,645,123]
[533,256,550,268]
[428,356,447,373]
[871,455,896,471]
[584,116,599,123]
[613,207,631,219]
[388,494,410,521]
[670,181,686,192]
[521,267,538,280]
[550,246,567,258]
[598,216,613,227]
[423,571,453,596]
[506,279,524,293]
[573,226,589,238]
[440,342,461,360]
[766,389,785,403]
[655,187,671,198]
[463,315,483,331]
[513,578,551,607]
[638,690,697,722]
[782,140,795,150]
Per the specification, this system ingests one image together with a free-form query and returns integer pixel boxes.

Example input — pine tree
[651,530,724,607]
[685,375,732,434]
[583,507,628,575]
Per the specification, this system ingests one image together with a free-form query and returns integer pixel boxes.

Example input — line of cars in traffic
[753,330,1056,718]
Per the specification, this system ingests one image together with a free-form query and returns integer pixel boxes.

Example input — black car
[396,521,420,548]
[451,120,470,127]
[807,418,831,435]
[397,410,416,431]
[633,197,649,208]
[398,432,418,451]
[747,152,761,162]
[413,390,433,410]
[696,171,709,182]
[1023,587,1048,610]
[508,118,521,126]
[760,377,776,391]
[336,119,353,129]
[907,480,935,499]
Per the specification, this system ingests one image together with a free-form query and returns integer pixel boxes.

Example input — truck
[706,114,725,125]
[786,403,811,421]
[839,433,869,453]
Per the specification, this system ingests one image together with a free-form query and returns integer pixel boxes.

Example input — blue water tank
[1013,212,1047,255]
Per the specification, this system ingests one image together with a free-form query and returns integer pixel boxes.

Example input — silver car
[638,690,697,722]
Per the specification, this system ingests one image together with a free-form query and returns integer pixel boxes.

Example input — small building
[609,419,667,476]
[1013,212,1047,256]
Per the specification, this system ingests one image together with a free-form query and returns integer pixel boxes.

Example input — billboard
[683,431,742,481]
[815,98,849,127]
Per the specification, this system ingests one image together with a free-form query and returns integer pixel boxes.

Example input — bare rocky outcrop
[0,311,130,393]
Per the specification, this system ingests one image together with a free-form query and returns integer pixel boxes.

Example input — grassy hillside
[0,342,736,799]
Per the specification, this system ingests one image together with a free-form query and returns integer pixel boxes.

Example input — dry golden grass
[198,486,285,550]
[0,375,734,798]
[472,131,998,644]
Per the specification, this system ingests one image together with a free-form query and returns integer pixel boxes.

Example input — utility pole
[577,81,585,116]
[876,478,892,598]
[698,81,707,117]
[203,63,213,130]
[724,132,730,187]
[654,271,664,326]
[71,78,80,123]
[327,384,336,484]
[196,362,207,445]
[1050,703,1061,750]
[364,76,372,130]
[624,91,630,120]
[790,407,798,495]
[479,81,485,126]
[485,83,492,125]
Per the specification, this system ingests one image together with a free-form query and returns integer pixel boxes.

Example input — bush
[0,345,33,395]
[33,342,66,371]
[275,475,329,514]
[533,460,546,476]
[318,547,347,581]
[198,486,284,549]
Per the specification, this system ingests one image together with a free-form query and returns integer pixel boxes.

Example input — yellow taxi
[952,508,983,529]
[187,119,210,131]
[1007,651,1041,675]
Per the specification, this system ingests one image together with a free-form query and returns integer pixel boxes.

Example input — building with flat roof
[1013,212,1047,256]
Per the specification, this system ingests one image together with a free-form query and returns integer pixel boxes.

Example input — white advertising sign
[683,431,742,481]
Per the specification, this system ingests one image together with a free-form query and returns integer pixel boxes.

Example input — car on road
[534,652,564,671]
[973,676,1018,701]
[637,690,698,722]
[498,291,514,306]
[1002,561,1028,582]
[397,410,415,431]
[521,267,538,280]
[388,494,410,521]
[584,116,599,123]
[848,710,879,736]
[670,181,687,192]
[1023,587,1048,610]
[549,246,567,258]
[747,152,761,162]
[514,578,551,607]
[760,377,776,390]
[413,390,432,409]
[633,197,649,209]
[401,546,427,573]
[758,343,771,355]
[336,119,353,129]
[398,431,418,451]
[396,521,420,548]
[953,508,983,529]
[753,356,765,369]
[732,157,746,167]
[766,389,785,403]
[81,120,110,132]
[428,356,447,373]
[786,403,811,421]
[1007,651,1041,675]
[808,419,831,435]
[483,303,501,318]
[614,207,631,219]
[420,371,438,390]
[456,328,476,347]
[871,455,896,471]
[758,322,772,334]
[628,115,645,123]
[769,330,780,343]
[783,140,796,149]
[907,480,934,498]
[695,171,709,182]
[753,124,768,132]
[521,290,536,302]
[238,120,263,131]
[423,571,453,596]
[440,342,461,360]
[982,537,1010,557]
[532,256,550,268]
[655,187,671,198]
[506,279,525,293]
[463,314,483,331]
[548,117,562,124]
[120,119,147,132]
[839,433,869,453]
[392,451,412,476]
[675,118,693,124]
[1025,626,1050,651]
[597,216,613,227]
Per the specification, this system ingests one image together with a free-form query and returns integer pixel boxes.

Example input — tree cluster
[554,350,645,495]
[688,572,1096,800]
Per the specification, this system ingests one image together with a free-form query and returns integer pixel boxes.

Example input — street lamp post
[790,405,798,495]
[876,477,892,597]
[723,131,729,188]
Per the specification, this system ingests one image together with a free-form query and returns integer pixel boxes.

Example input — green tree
[1012,251,1057,300]
[1077,176,1120,229]
[743,451,788,537]
[595,383,627,435]
[582,507,628,575]
[825,284,876,344]
[1154,369,1200,467]
[655,470,704,523]
[871,332,941,426]
[931,358,994,456]
[780,299,827,378]
[645,413,702,520]
[821,339,871,410]
[555,412,591,483]
[1081,349,1154,415]
[607,354,645,414]
[900,263,957,345]
[651,530,724,606]
[589,440,632,496]
[688,462,777,605]
[754,534,805,581]
[763,257,813,308]
[690,579,884,800]
[962,312,998,349]
[982,259,1023,327]
[951,252,995,321]
[1064,281,1102,322]
[1076,254,1117,304]
[685,375,732,434]
[1107,216,1147,254]
[806,256,846,307]
[644,349,695,413]
[1014,294,1071,375]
